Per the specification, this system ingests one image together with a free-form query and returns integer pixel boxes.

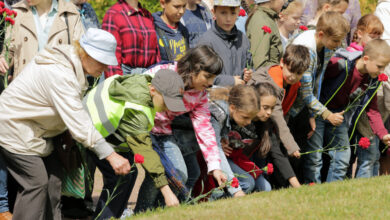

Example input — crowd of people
[0,0,390,219]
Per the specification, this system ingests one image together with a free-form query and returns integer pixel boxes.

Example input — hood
[292,30,317,52]
[108,74,154,108]
[153,11,183,36]
[334,48,362,62]
[378,0,390,4]
[34,45,87,91]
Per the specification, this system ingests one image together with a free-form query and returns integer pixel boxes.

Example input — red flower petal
[239,9,246,17]
[378,73,388,82]
[358,137,371,149]
[231,177,240,188]
[267,163,274,175]
[309,182,316,186]
[299,25,308,31]
[0,2,4,8]
[134,154,144,164]
[262,25,272,34]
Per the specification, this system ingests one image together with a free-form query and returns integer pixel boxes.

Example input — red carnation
[0,2,4,8]
[378,73,388,82]
[358,137,371,149]
[309,182,316,186]
[11,10,17,18]
[231,177,240,188]
[262,25,272,34]
[5,17,15,25]
[134,154,144,164]
[299,25,308,31]
[239,9,246,17]
[266,163,274,175]
[4,8,12,16]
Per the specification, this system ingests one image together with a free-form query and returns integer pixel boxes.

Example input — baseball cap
[214,0,240,7]
[80,28,118,66]
[151,69,187,112]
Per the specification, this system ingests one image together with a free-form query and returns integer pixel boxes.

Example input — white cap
[79,28,118,66]
[214,0,240,7]
[254,0,270,3]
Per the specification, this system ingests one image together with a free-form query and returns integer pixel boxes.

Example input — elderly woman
[0,28,131,220]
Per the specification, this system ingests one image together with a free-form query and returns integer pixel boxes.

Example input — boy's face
[150,86,168,112]
[161,0,187,24]
[364,55,389,79]
[281,61,303,85]
[214,6,240,32]
[319,32,343,50]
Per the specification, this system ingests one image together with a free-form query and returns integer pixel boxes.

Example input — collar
[119,0,147,16]
[259,6,279,19]
[31,0,58,16]
[213,22,238,42]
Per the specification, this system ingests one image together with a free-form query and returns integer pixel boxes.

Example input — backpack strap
[155,26,174,61]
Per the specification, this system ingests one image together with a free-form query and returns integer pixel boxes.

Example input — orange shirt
[268,66,301,115]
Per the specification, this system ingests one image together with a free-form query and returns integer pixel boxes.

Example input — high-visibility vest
[83,75,156,141]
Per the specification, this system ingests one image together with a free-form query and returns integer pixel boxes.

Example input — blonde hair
[279,1,303,17]
[363,39,390,61]
[73,40,89,60]
[317,0,349,12]
[316,11,350,39]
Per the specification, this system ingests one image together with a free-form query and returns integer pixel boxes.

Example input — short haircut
[316,11,350,39]
[356,14,384,36]
[317,0,349,11]
[283,44,311,75]
[363,39,390,61]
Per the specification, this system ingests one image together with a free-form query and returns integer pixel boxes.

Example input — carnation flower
[134,154,144,164]
[378,73,388,82]
[5,17,15,25]
[239,9,246,17]
[266,163,274,175]
[262,25,272,34]
[358,137,370,149]
[309,182,316,186]
[299,25,308,31]
[231,177,239,188]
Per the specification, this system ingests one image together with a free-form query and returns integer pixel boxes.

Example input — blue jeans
[228,159,271,193]
[304,118,351,183]
[355,134,380,178]
[135,134,200,213]
[0,153,9,213]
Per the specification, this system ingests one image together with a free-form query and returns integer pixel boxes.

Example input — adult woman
[0,28,130,220]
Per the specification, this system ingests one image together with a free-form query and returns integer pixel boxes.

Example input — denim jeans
[227,159,271,193]
[0,153,8,213]
[304,117,351,183]
[355,134,380,178]
[89,151,137,220]
[135,134,200,213]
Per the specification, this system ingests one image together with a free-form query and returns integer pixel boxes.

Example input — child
[153,0,189,62]
[348,14,384,52]
[317,39,390,182]
[134,45,226,213]
[246,0,285,69]
[83,70,187,219]
[249,44,311,187]
[181,0,213,48]
[307,0,349,28]
[277,1,304,50]
[222,83,277,192]
[197,0,253,87]
[205,85,260,196]
[288,12,349,183]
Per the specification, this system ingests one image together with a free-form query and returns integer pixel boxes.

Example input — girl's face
[257,95,277,122]
[161,0,187,24]
[357,30,382,47]
[214,6,240,33]
[270,0,285,14]
[191,71,216,91]
[230,105,257,127]
[279,10,303,33]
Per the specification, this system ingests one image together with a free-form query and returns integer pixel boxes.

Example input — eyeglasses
[281,0,294,12]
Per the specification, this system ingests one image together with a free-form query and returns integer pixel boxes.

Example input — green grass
[131,175,390,220]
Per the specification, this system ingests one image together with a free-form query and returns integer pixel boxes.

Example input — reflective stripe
[94,80,117,135]
[124,102,156,131]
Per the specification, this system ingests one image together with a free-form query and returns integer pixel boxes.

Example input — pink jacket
[144,63,221,172]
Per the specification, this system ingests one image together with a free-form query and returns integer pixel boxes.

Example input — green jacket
[247,6,283,69]
[108,74,168,188]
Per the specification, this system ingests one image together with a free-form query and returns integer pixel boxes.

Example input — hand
[105,152,131,175]
[160,185,180,207]
[221,138,233,156]
[243,68,253,83]
[307,117,316,139]
[327,111,344,126]
[0,57,9,74]
[291,150,301,158]
[234,76,245,85]
[382,134,390,146]
[212,169,227,186]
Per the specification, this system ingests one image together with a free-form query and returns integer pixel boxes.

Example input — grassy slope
[132,175,390,220]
